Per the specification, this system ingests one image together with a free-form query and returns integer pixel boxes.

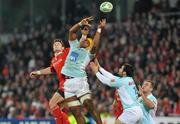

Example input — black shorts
[56,89,65,98]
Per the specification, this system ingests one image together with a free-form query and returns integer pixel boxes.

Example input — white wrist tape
[97,28,102,33]
[37,71,41,75]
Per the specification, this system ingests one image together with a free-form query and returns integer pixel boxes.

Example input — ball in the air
[100,2,113,13]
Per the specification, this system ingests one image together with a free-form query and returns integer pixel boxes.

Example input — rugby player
[138,80,157,124]
[90,60,143,124]
[30,39,70,124]
[61,17,106,124]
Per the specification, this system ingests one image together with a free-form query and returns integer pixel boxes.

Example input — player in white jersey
[61,17,106,124]
[90,59,143,124]
[138,80,158,124]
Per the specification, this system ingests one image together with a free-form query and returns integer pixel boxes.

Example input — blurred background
[0,0,179,123]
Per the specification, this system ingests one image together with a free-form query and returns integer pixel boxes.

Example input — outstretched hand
[90,62,99,74]
[30,71,39,78]
[98,19,106,29]
[80,16,94,27]
[94,58,101,68]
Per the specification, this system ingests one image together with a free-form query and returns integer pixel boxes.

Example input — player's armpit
[90,46,97,54]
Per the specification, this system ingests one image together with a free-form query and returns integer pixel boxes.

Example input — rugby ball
[100,2,113,13]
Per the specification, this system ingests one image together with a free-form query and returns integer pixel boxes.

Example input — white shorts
[118,106,143,124]
[63,77,90,98]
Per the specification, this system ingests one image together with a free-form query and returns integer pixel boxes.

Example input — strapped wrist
[97,28,102,33]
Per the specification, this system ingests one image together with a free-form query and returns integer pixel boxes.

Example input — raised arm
[90,62,116,87]
[30,67,52,78]
[90,19,106,54]
[96,72,115,86]
[138,86,155,109]
[94,58,115,79]
[69,16,93,42]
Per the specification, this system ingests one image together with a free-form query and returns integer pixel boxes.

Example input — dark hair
[146,80,155,89]
[81,25,90,30]
[53,39,65,47]
[123,64,134,77]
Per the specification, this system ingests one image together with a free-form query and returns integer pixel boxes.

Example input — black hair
[81,25,91,30]
[123,64,134,77]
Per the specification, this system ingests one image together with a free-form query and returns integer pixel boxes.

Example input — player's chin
[82,45,89,48]
[142,89,147,93]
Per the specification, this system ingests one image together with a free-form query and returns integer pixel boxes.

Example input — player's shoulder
[69,38,79,43]
[119,77,133,82]
[148,94,158,104]
[65,48,70,51]
[69,39,79,47]
[114,75,121,81]
[148,94,157,100]
[64,48,70,55]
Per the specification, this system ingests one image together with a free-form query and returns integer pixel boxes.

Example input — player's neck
[145,92,151,96]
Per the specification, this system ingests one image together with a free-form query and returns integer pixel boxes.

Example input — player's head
[80,38,94,50]
[142,80,154,93]
[80,25,93,49]
[53,39,65,52]
[118,64,134,77]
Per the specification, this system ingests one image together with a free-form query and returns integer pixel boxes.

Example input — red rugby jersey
[50,48,70,91]
[113,89,123,118]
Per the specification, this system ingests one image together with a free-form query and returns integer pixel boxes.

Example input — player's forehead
[53,41,62,46]
[143,81,150,86]
[82,25,90,30]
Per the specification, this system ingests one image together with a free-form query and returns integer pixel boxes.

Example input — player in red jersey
[30,39,70,124]
[112,89,123,119]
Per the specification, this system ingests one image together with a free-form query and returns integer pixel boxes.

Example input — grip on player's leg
[67,100,81,107]
[79,93,91,104]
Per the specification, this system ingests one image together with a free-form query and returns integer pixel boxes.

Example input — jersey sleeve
[96,72,114,86]
[109,77,126,87]
[96,72,124,88]
[99,67,115,79]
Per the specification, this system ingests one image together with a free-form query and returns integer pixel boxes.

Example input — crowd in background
[0,0,180,119]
